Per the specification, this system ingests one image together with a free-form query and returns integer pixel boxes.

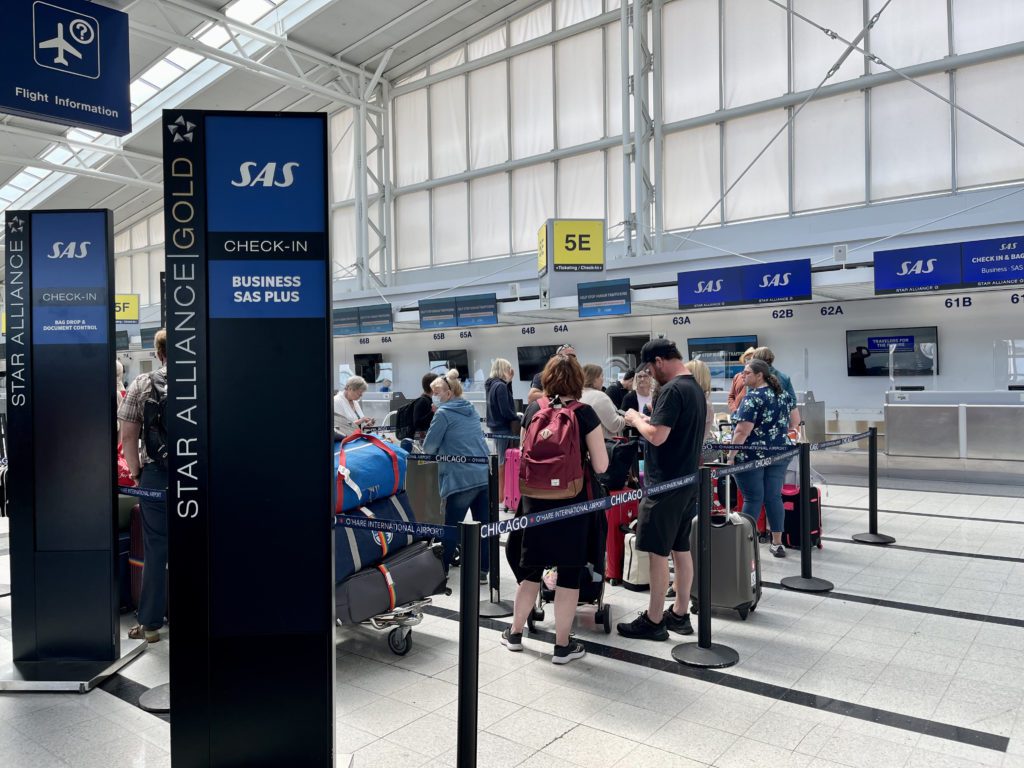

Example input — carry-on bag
[335,433,408,514]
[503,448,521,511]
[621,521,650,591]
[335,490,422,583]
[605,490,640,581]
[597,438,639,492]
[689,512,761,620]
[335,541,447,625]
[781,483,822,549]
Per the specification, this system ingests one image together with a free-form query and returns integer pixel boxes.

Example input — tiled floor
[4,483,1024,766]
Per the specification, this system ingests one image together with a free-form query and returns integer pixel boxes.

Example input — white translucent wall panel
[605,22,623,136]
[792,0,864,92]
[331,207,356,274]
[330,108,355,201]
[511,3,552,45]
[724,112,788,221]
[868,0,947,72]
[793,92,865,211]
[131,221,148,249]
[471,174,510,259]
[953,0,1024,54]
[115,255,131,293]
[606,0,620,10]
[607,145,624,231]
[870,74,951,199]
[132,252,150,305]
[430,48,466,76]
[663,0,719,121]
[663,124,721,230]
[396,191,431,269]
[724,0,787,108]
[556,0,601,28]
[512,163,555,252]
[149,251,164,305]
[430,76,467,178]
[469,63,509,170]
[432,183,469,264]
[148,213,164,245]
[556,30,603,147]
[469,27,506,60]
[956,57,1024,188]
[114,230,131,253]
[511,48,554,159]
[395,90,428,186]
[557,152,604,219]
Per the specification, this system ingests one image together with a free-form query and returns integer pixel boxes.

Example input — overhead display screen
[846,326,938,377]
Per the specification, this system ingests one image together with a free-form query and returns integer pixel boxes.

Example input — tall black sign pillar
[2,209,146,691]
[163,110,335,767]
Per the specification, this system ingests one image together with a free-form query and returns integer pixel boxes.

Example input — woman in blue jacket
[485,358,518,511]
[423,369,490,578]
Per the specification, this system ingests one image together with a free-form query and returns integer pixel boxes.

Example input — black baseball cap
[639,338,681,365]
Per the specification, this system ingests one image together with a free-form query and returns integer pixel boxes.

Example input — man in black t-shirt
[617,338,706,641]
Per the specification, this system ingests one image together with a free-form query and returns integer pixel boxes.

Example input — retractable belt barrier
[333,514,453,539]
[119,485,167,501]
[483,433,520,442]
[406,453,491,465]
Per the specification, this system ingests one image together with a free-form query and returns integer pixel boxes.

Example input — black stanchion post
[671,467,739,669]
[781,443,833,593]
[480,454,513,618]
[853,427,895,545]
[457,520,480,768]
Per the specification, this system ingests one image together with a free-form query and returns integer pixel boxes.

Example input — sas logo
[47,240,90,259]
[758,272,792,288]
[896,259,937,276]
[231,162,300,188]
[695,279,724,294]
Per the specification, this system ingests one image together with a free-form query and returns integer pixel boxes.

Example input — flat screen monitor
[517,344,559,382]
[115,329,130,351]
[140,327,158,349]
[428,349,469,381]
[686,335,758,379]
[353,353,384,383]
[846,326,938,377]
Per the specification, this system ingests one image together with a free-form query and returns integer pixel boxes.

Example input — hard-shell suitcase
[605,490,640,581]
[689,512,761,620]
[502,448,521,511]
[335,491,422,583]
[782,483,823,549]
[336,541,447,625]
[621,523,650,592]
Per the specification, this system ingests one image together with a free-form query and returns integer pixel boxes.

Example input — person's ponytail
[748,359,783,395]
[765,372,783,396]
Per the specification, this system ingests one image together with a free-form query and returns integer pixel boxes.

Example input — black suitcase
[782,485,822,549]
[336,541,447,625]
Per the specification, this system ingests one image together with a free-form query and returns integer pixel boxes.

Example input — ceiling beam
[0,155,162,190]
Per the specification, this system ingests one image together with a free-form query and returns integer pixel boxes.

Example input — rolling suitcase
[335,541,447,625]
[782,483,823,549]
[621,522,650,592]
[689,512,761,620]
[605,490,640,581]
[502,448,521,511]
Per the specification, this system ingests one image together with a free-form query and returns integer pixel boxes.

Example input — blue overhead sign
[873,243,962,294]
[357,304,393,334]
[0,0,131,135]
[677,266,744,310]
[455,294,498,327]
[578,279,631,318]
[677,259,810,309]
[960,237,1024,288]
[332,307,359,336]
[419,297,458,330]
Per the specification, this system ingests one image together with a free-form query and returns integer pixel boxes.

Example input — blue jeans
[138,462,169,629]
[441,484,490,573]
[735,460,787,534]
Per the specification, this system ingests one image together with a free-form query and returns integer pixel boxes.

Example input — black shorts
[636,486,698,557]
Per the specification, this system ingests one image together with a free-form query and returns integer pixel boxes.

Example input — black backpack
[394,399,417,440]
[143,370,168,466]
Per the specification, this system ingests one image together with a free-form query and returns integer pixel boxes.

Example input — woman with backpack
[501,355,609,665]
[422,369,491,580]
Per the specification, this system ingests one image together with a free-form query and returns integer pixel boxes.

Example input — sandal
[128,625,161,643]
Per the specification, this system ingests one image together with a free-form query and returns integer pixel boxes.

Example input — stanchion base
[671,641,739,669]
[781,575,834,593]
[139,682,170,713]
[852,532,896,545]
[0,639,147,693]
[479,599,514,619]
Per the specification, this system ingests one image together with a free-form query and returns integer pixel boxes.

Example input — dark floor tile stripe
[761,581,1024,628]
[98,673,170,723]
[827,503,1024,526]
[422,604,1009,753]
[823,535,1024,564]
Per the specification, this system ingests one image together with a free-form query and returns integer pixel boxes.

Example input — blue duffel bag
[335,491,423,583]
[334,432,408,514]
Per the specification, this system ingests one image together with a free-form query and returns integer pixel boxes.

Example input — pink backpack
[519,398,583,500]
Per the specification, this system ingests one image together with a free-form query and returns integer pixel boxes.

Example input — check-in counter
[710,390,826,443]
[884,390,1024,460]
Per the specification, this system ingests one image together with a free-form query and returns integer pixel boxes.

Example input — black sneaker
[616,611,669,641]
[552,640,586,665]
[664,606,693,635]
[500,628,523,651]
[770,543,787,558]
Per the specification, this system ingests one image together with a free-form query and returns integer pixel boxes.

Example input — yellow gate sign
[115,294,140,322]
[549,219,605,272]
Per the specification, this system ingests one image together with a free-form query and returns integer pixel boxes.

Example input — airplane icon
[38,22,82,67]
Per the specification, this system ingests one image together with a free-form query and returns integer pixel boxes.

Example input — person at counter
[486,358,518,510]
[622,369,654,415]
[604,369,634,410]
[333,376,374,436]
[752,347,801,429]
[581,364,625,438]
[411,372,437,440]
[527,343,576,404]
[727,347,756,412]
